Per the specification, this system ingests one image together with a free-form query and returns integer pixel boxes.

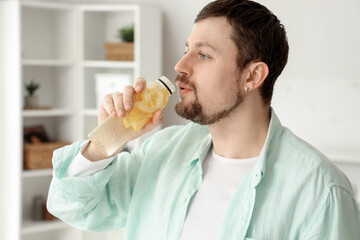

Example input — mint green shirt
[47,110,360,239]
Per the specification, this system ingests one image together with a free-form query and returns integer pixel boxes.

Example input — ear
[243,61,269,94]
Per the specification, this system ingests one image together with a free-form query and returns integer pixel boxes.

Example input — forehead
[187,17,235,49]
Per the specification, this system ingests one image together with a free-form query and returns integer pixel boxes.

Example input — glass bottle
[88,76,175,157]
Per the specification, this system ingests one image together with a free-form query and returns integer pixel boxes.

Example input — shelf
[22,109,75,117]
[22,59,74,67]
[80,4,138,12]
[22,220,68,235]
[83,109,99,116]
[23,169,53,178]
[83,60,136,68]
[21,1,74,10]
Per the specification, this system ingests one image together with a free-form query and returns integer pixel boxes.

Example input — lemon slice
[123,106,152,130]
[129,117,151,130]
[137,88,164,113]
[123,87,167,130]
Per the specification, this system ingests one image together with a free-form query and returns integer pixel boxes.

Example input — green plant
[25,79,40,96]
[118,25,134,42]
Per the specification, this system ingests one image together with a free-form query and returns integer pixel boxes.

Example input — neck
[208,99,270,159]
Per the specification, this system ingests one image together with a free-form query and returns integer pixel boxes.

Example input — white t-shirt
[67,142,257,239]
[180,147,257,240]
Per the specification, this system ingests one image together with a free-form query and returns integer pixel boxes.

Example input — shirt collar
[251,108,283,187]
[184,132,212,167]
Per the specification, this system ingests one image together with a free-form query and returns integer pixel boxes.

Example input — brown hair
[195,0,289,105]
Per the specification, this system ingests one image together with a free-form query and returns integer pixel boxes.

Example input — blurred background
[0,0,359,239]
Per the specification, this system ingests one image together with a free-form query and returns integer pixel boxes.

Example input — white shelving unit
[22,109,75,117]
[22,60,75,66]
[0,1,162,239]
[20,2,80,240]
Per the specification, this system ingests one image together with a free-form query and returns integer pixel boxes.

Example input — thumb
[142,110,164,133]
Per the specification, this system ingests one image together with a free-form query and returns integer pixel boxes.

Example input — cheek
[195,63,239,103]
[212,71,238,97]
[199,82,237,110]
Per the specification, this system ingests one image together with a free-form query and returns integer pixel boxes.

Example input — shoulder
[277,127,353,193]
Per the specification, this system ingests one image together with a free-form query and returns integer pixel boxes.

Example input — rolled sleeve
[67,140,115,177]
[47,140,144,231]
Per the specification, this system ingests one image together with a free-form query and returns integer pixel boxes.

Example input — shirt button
[183,197,187,203]
[197,161,201,167]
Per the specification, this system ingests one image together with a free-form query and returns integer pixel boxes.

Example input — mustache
[175,74,196,90]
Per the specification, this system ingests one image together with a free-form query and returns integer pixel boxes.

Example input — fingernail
[112,111,117,117]
[135,86,142,92]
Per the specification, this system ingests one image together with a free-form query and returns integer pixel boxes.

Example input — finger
[123,85,135,111]
[141,110,164,133]
[134,77,147,92]
[151,110,164,125]
[101,94,117,117]
[98,107,109,125]
[112,92,125,117]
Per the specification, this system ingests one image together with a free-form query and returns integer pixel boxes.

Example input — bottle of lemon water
[88,76,175,157]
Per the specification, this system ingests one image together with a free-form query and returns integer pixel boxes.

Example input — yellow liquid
[88,82,170,157]
[124,86,169,130]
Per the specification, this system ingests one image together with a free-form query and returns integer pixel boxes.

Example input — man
[47,0,360,239]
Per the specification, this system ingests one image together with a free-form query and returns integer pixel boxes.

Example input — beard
[174,74,244,125]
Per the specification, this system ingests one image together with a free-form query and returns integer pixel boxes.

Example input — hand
[98,77,164,138]
[84,77,164,161]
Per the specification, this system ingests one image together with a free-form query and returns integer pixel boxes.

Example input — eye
[199,53,209,60]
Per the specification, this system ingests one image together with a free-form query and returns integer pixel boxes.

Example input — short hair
[195,0,289,105]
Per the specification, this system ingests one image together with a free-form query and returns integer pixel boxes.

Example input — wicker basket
[23,141,69,170]
[105,42,134,61]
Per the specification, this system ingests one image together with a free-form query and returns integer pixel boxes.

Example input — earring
[245,87,249,95]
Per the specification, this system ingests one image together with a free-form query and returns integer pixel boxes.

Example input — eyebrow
[185,41,218,53]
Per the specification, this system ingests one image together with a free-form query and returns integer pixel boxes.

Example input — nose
[174,52,192,76]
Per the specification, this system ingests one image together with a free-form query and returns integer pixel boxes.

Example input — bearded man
[48,1,360,239]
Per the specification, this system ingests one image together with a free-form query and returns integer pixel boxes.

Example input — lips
[176,82,192,96]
